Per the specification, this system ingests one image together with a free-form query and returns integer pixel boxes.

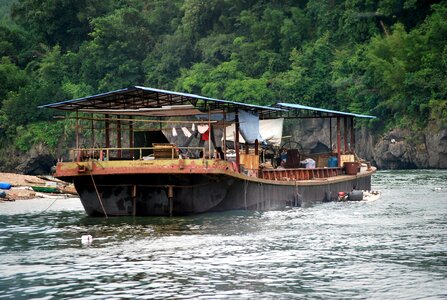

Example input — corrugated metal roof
[275,103,376,119]
[39,86,284,116]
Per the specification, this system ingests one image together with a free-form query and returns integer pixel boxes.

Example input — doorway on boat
[134,130,169,157]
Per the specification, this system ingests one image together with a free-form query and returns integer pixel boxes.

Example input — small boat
[31,186,60,194]
[337,190,381,201]
[363,190,381,201]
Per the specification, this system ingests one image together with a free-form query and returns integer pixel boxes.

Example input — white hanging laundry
[192,123,195,132]
[197,124,209,134]
[181,127,192,138]
[172,127,178,137]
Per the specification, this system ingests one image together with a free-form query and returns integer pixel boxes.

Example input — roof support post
[129,116,134,159]
[344,117,348,153]
[329,117,333,152]
[75,111,79,149]
[117,116,122,159]
[91,115,95,148]
[350,117,355,152]
[337,117,341,167]
[76,111,80,162]
[235,109,240,172]
[208,108,211,159]
[105,114,110,149]
[223,110,226,155]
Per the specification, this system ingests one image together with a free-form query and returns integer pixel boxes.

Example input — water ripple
[0,170,446,299]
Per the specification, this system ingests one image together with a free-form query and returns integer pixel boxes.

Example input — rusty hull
[54,159,375,216]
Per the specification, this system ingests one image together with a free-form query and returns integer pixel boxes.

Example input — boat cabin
[41,86,375,181]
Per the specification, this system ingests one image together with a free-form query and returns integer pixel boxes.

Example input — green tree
[0,57,28,106]
[272,33,336,107]
[11,0,114,51]
[77,7,155,90]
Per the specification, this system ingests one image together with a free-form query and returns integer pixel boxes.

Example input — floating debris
[81,235,93,245]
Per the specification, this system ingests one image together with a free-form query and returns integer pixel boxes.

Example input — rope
[244,180,248,210]
[38,193,69,215]
[38,198,59,214]
[89,170,108,218]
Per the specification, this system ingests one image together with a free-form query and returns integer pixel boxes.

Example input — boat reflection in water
[40,86,376,216]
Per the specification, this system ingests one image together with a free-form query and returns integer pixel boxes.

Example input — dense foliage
[0,0,446,152]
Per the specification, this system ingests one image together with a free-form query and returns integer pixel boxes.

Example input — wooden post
[105,114,110,148]
[75,111,79,149]
[344,117,348,153]
[132,184,137,216]
[91,115,95,148]
[329,118,333,152]
[235,109,240,172]
[337,117,341,167]
[208,108,211,159]
[76,111,80,162]
[255,139,259,155]
[117,116,122,159]
[223,110,226,156]
[129,116,134,159]
[350,117,355,152]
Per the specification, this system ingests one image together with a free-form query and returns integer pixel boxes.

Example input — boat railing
[70,146,208,162]
[259,167,343,181]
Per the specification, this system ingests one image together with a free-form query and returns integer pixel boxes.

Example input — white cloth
[224,118,284,146]
[197,124,209,134]
[259,118,284,146]
[192,123,195,132]
[181,127,192,138]
[172,127,177,137]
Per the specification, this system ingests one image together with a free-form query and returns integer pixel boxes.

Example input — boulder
[15,153,56,175]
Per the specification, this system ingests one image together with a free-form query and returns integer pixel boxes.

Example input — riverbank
[0,172,77,200]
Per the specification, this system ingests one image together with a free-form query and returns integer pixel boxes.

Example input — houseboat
[40,86,376,217]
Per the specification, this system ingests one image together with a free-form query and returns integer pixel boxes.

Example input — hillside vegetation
[0,0,446,156]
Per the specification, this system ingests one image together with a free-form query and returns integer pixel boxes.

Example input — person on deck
[215,147,225,160]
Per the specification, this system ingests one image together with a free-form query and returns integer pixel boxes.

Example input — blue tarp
[238,110,263,144]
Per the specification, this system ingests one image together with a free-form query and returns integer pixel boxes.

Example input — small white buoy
[434,187,442,191]
[81,235,93,245]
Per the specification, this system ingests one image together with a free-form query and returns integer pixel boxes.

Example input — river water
[0,170,446,299]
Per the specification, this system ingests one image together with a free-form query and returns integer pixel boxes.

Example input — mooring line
[89,169,108,218]
[38,193,69,215]
[38,197,59,214]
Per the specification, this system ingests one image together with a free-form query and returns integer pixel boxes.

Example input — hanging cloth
[172,127,178,137]
[181,127,192,138]
[191,123,196,132]
[201,129,209,141]
[197,124,209,134]
[238,110,263,143]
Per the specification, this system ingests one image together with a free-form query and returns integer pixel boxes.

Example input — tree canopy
[0,0,446,151]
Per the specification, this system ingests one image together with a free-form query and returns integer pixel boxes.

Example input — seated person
[215,147,225,160]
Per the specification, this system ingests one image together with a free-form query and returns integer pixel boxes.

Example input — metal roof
[274,103,376,119]
[39,86,284,116]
